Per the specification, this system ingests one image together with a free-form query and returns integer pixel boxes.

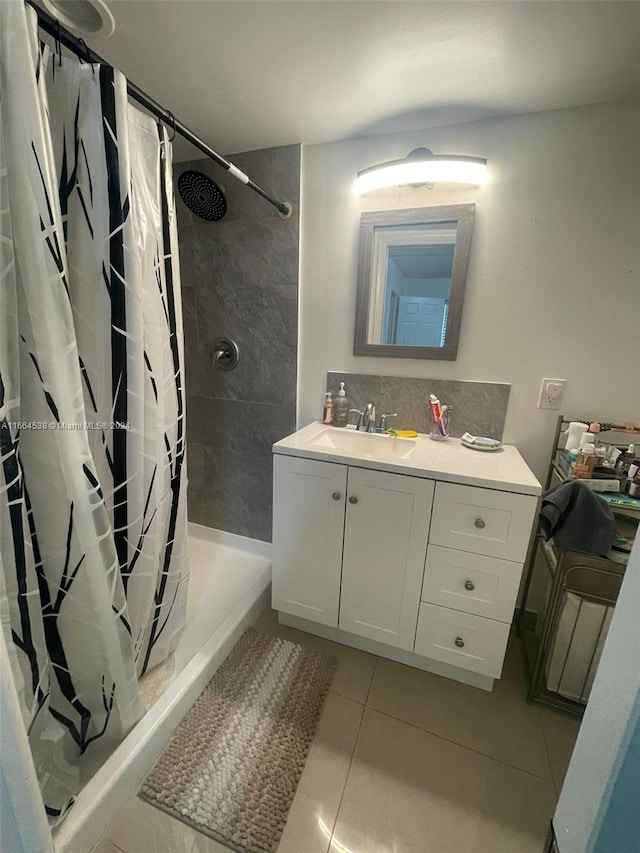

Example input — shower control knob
[474,518,486,530]
[464,580,475,591]
[349,496,358,505]
[454,637,465,649]
[211,338,239,371]
[332,492,341,501]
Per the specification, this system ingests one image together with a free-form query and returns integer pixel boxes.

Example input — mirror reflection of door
[395,297,447,346]
[380,241,454,346]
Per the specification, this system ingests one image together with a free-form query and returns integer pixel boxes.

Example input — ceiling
[84,0,640,161]
[390,245,454,280]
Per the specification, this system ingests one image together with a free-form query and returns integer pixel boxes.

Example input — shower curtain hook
[78,38,95,75]
[166,111,176,142]
[54,20,62,67]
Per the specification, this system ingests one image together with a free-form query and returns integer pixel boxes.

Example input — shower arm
[25,0,293,219]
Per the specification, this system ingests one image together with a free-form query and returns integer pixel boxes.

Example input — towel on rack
[540,480,616,556]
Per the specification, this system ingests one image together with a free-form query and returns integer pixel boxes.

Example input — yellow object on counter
[396,430,418,438]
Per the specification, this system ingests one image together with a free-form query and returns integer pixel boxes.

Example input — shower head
[177,170,227,221]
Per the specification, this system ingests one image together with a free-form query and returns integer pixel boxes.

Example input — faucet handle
[348,408,364,430]
[378,413,398,431]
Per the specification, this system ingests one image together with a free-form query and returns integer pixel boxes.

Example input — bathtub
[52,522,272,853]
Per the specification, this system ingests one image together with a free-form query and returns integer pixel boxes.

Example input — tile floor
[95,609,581,853]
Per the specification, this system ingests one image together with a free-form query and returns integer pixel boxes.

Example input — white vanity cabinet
[272,455,434,649]
[272,423,541,690]
[338,467,434,650]
[272,456,346,627]
[414,481,537,678]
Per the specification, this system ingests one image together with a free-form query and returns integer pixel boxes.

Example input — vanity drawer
[414,602,510,678]
[421,545,522,623]
[429,482,536,562]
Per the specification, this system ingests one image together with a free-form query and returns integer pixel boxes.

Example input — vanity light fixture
[353,147,488,196]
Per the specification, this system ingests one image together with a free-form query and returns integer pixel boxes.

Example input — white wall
[298,100,640,483]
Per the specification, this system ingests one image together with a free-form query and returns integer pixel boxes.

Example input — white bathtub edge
[53,571,271,853]
[187,521,272,560]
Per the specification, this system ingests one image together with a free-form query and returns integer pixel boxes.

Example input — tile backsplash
[326,372,511,440]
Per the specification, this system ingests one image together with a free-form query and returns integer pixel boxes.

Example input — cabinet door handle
[332,491,342,501]
[464,580,475,591]
[454,637,465,648]
[474,518,486,530]
[349,495,358,505]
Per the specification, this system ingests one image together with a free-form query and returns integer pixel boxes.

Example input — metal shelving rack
[518,416,639,716]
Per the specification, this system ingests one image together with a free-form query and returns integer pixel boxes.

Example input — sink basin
[306,428,416,461]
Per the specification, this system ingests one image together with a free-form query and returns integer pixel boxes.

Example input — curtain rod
[25,0,293,218]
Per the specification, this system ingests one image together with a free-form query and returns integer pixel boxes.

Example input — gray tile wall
[327,372,510,440]
[177,145,300,541]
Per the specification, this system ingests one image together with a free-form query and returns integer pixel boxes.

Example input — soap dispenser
[322,392,334,424]
[332,382,349,428]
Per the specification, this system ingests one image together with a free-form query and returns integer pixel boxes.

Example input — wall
[326,372,510,440]
[176,144,300,541]
[553,534,640,853]
[298,100,640,484]
[593,696,640,852]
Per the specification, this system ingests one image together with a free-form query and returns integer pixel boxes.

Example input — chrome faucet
[361,402,376,432]
[349,403,376,432]
[378,412,398,432]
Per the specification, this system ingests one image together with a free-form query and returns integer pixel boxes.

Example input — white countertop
[273,422,542,496]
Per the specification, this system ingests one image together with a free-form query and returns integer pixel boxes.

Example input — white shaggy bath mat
[140,628,336,853]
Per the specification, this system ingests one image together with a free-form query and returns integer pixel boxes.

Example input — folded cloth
[540,480,616,556]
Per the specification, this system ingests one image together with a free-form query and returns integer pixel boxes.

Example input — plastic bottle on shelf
[617,445,636,478]
[625,458,640,496]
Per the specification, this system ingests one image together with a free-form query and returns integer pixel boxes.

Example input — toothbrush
[428,394,445,435]
[440,405,448,436]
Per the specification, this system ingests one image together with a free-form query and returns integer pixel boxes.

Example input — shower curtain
[0,1,189,822]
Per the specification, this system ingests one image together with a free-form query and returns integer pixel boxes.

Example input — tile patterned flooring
[95,609,581,853]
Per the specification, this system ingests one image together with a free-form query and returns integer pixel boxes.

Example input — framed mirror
[354,204,476,360]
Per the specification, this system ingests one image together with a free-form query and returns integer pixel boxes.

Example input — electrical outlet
[538,378,566,410]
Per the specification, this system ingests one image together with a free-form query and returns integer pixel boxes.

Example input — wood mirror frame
[353,203,476,360]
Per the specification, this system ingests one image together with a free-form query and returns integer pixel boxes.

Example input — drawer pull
[349,495,358,505]
[474,518,486,530]
[332,491,341,501]
[454,637,465,649]
[464,580,475,591]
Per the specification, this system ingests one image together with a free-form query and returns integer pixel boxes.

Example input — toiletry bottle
[322,392,334,425]
[332,382,349,428]
[617,445,636,478]
[564,421,589,451]
[578,432,593,451]
[625,458,640,495]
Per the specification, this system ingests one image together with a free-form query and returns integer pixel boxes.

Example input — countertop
[273,422,542,496]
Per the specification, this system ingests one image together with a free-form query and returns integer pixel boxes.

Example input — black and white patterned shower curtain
[0,1,189,821]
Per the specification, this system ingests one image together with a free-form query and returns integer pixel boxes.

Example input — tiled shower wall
[176,145,300,541]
